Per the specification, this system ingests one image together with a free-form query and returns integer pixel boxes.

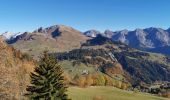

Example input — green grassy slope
[68,86,169,100]
[59,60,96,78]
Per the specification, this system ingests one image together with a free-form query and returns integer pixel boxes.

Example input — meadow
[68,86,169,100]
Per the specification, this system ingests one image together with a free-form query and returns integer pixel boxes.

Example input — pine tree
[26,51,70,100]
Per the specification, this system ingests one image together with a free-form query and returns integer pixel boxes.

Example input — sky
[0,0,170,33]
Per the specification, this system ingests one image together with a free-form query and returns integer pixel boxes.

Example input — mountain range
[85,27,170,55]
[1,25,170,55]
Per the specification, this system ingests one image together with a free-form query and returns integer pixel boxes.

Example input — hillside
[0,37,35,100]
[53,35,170,86]
[88,35,170,83]
[55,48,130,89]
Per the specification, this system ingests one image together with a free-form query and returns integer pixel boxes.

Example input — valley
[0,25,170,99]
[1,0,170,99]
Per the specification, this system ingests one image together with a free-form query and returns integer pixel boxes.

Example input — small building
[82,70,89,75]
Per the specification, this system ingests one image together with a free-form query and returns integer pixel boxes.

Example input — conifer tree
[26,51,70,100]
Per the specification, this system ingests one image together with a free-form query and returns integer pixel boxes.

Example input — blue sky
[0,0,170,33]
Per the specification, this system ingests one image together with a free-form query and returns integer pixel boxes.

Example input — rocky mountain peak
[1,31,23,40]
[1,31,13,39]
[84,29,101,38]
[104,29,115,38]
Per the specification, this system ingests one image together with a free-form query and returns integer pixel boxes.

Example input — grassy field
[68,86,169,100]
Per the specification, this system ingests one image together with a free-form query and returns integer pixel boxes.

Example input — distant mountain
[1,31,23,40]
[110,29,129,44]
[3,25,170,55]
[84,27,170,55]
[104,29,117,38]
[112,28,170,55]
[6,25,89,57]
[111,28,170,48]
[84,29,101,37]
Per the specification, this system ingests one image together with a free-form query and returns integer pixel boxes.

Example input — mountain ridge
[1,25,170,55]
[85,27,170,55]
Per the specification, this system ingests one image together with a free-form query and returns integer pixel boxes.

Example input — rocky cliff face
[109,28,170,49]
[85,27,170,55]
[114,28,170,55]
[85,27,170,48]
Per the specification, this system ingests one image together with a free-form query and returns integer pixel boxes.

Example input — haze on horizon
[0,0,170,33]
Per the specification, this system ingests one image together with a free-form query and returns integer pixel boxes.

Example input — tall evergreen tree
[26,51,70,100]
